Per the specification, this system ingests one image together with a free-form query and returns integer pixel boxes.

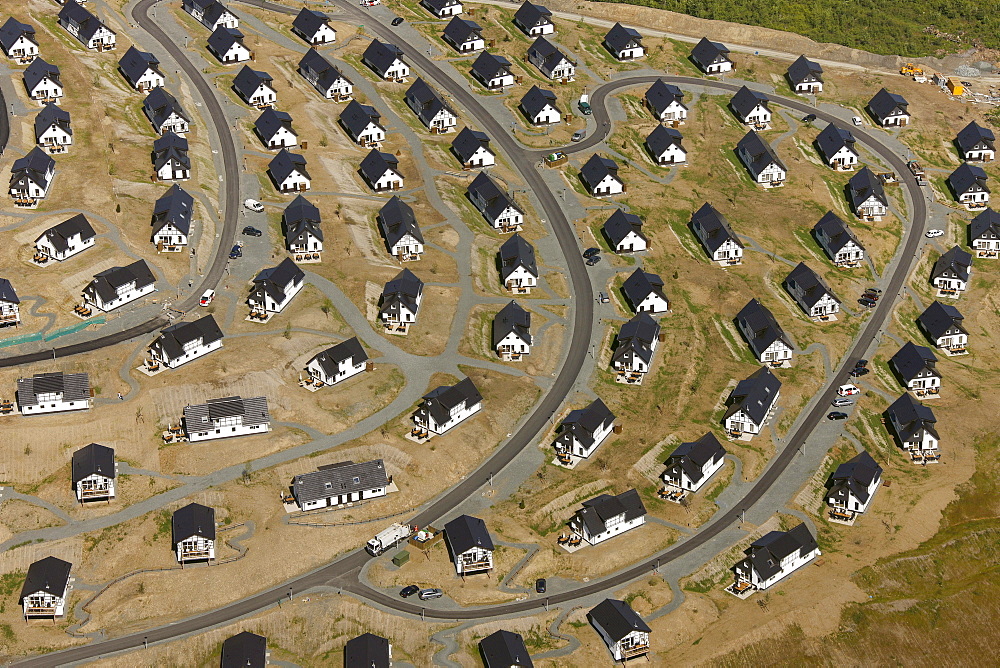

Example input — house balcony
[759,178,785,189]
[0,312,19,325]
[499,349,524,361]
[12,196,39,209]
[179,549,212,561]
[942,345,968,356]
[24,606,60,617]
[975,249,999,259]
[507,283,531,294]
[292,251,322,264]
[964,200,989,211]
[384,320,410,335]
[332,92,353,102]
[621,642,650,659]
[395,251,420,262]
[910,451,941,465]
[156,242,184,253]
[73,303,94,318]
[913,387,940,399]
[658,485,686,503]
[616,370,645,385]
[0,399,15,414]
[459,558,492,572]
[42,143,68,155]
[828,507,857,525]
[725,579,756,598]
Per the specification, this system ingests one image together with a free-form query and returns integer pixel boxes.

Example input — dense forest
[598,0,1000,58]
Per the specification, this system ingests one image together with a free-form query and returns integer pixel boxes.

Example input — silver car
[831,398,854,407]
[418,588,443,600]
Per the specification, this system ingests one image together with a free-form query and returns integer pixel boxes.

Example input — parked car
[399,585,420,598]
[863,292,880,301]
[851,116,863,126]
[586,255,602,266]
[418,588,443,600]
[535,578,547,594]
[832,398,854,407]
[229,244,243,259]
[926,229,944,238]
[583,247,600,258]
[858,298,876,308]
[242,225,262,237]
[801,113,816,123]
[243,198,264,212]
[199,289,215,307]
[866,288,883,294]
[391,17,404,26]
[598,292,610,303]
[838,383,860,396]
[855,359,869,368]
[850,367,870,377]
[571,130,586,142]
[828,411,848,420]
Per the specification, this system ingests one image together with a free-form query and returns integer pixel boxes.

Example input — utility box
[947,79,964,96]
[392,550,410,567]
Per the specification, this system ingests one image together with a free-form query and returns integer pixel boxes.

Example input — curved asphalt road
[12,10,926,667]
[0,0,240,369]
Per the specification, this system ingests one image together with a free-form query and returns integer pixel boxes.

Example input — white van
[199,289,215,307]
[837,384,860,397]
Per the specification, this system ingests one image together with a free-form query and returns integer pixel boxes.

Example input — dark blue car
[229,244,242,259]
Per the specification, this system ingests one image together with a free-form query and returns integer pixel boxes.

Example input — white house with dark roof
[34,103,72,153]
[284,195,323,257]
[736,298,794,366]
[207,26,250,64]
[149,314,224,369]
[222,632,267,668]
[444,514,493,575]
[580,154,624,197]
[406,78,458,133]
[519,85,561,125]
[413,377,482,437]
[571,489,646,546]
[35,213,95,262]
[527,37,574,81]
[612,312,659,383]
[16,371,91,415]
[379,268,423,332]
[232,66,276,108]
[254,108,298,149]
[480,630,532,668]
[451,127,495,167]
[554,398,615,459]
[292,459,388,511]
[183,0,239,30]
[21,557,72,619]
[118,46,164,91]
[248,258,305,315]
[513,1,554,36]
[815,123,858,170]
[362,39,410,81]
[340,100,385,147]
[868,88,910,127]
[603,209,647,253]
[603,22,643,60]
[9,148,55,207]
[0,279,18,328]
[493,300,531,360]
[729,86,771,129]
[948,163,989,210]
[83,259,156,311]
[291,7,336,45]
[736,130,786,187]
[644,79,687,125]
[378,196,423,261]
[955,121,995,162]
[0,17,38,63]
[887,393,939,462]
[268,149,310,192]
[730,524,819,595]
[172,502,216,562]
[723,366,780,440]
[622,268,669,314]
[930,246,972,296]
[143,88,190,135]
[468,172,524,232]
[153,132,190,181]
[786,55,823,93]
[471,51,516,90]
[23,58,62,102]
[359,149,404,192]
[970,207,1000,258]
[422,0,463,18]
[150,183,193,250]
[305,337,368,387]
[890,341,940,398]
[847,167,888,220]
[784,262,840,320]
[827,451,882,522]
[183,396,271,442]
[298,49,353,101]
[58,1,116,51]
[645,125,686,165]
[72,443,116,503]
[442,17,484,53]
[663,433,726,494]
[918,301,967,355]
[813,211,864,267]
[499,233,537,293]
[690,37,732,73]
[588,599,651,662]
[345,634,392,668]
[690,202,743,265]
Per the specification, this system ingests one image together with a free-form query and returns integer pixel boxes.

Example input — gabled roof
[152,184,194,236]
[815,123,857,162]
[72,443,115,484]
[118,45,161,85]
[468,172,523,220]
[58,1,113,42]
[16,372,89,406]
[0,17,36,53]
[308,337,368,378]
[645,124,685,158]
[471,51,512,81]
[577,489,646,536]
[378,196,423,247]
[480,629,533,668]
[35,213,96,253]
[737,130,786,174]
[183,395,270,430]
[221,631,266,668]
[736,298,793,358]
[829,451,882,506]
[153,131,188,155]
[603,209,647,247]
[153,314,223,360]
[520,84,558,118]
[424,0,460,10]
[359,148,400,183]
[887,393,938,442]
[813,211,862,254]
[87,259,156,303]
[666,432,726,484]
[445,514,494,554]
[587,598,651,642]
[255,107,296,141]
[345,633,391,668]
[10,147,55,190]
[690,36,730,67]
[197,0,237,26]
[890,341,938,383]
[956,120,995,154]
[33,102,71,139]
[0,278,17,305]
[604,22,642,52]
[293,459,388,503]
[561,398,615,448]
[171,502,215,543]
[381,268,424,317]
[339,99,382,138]
[268,148,310,182]
[690,202,742,253]
[406,77,455,125]
[724,366,781,425]
[917,300,966,340]
[580,153,621,190]
[786,54,823,85]
[143,87,190,128]
[868,87,909,119]
[492,300,531,348]
[612,312,659,366]
[970,207,1000,242]
[292,7,332,38]
[451,127,492,163]
[252,257,305,304]
[622,268,667,309]
[443,16,482,45]
[207,26,245,54]
[527,36,570,76]
[153,133,190,173]
[784,262,838,309]
[847,166,887,208]
[284,194,322,242]
[232,65,273,100]
[513,1,552,28]
[23,57,60,93]
[729,85,770,118]
[298,48,351,91]
[363,39,406,74]
[948,162,989,196]
[644,78,686,117]
[20,557,71,600]
[931,245,973,283]
[499,233,537,279]
[743,523,816,581]
[422,376,481,426]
